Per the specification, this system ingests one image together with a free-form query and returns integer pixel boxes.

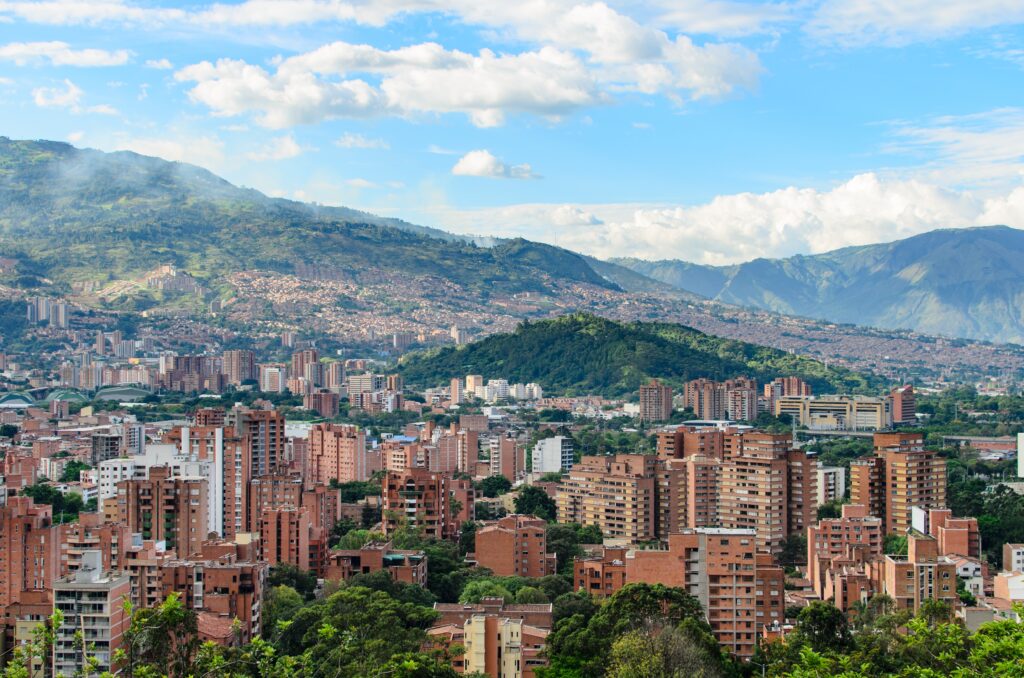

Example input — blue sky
[1,0,1023,264]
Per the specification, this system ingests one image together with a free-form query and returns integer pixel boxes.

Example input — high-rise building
[816,466,847,505]
[52,551,130,678]
[291,349,320,387]
[383,469,450,539]
[307,423,375,484]
[222,350,256,386]
[718,431,817,554]
[230,408,286,477]
[0,497,59,611]
[465,375,484,394]
[260,506,312,571]
[489,435,525,484]
[557,454,659,542]
[891,385,917,425]
[475,515,557,578]
[115,466,209,558]
[181,425,251,539]
[450,378,464,405]
[851,432,946,534]
[531,436,574,474]
[258,363,288,393]
[724,378,759,421]
[304,390,340,418]
[639,379,673,422]
[684,378,726,420]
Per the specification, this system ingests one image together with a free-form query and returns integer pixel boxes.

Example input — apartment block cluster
[0,397,438,675]
[639,376,917,431]
[445,374,543,405]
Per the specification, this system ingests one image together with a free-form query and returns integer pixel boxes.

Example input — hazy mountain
[613,226,1024,343]
[0,137,617,296]
[399,313,880,397]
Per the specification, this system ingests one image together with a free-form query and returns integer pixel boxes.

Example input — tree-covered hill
[0,137,617,296]
[398,313,881,397]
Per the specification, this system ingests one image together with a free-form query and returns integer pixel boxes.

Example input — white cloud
[144,57,173,69]
[0,0,186,26]
[808,0,1024,46]
[32,78,83,107]
[111,134,225,168]
[66,130,84,143]
[423,172,1024,264]
[652,0,794,37]
[335,132,388,149]
[427,144,459,155]
[175,42,601,128]
[452,149,537,179]
[345,177,377,188]
[0,40,130,66]
[31,78,118,114]
[883,108,1024,186]
[246,134,306,160]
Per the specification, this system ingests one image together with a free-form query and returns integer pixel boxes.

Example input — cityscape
[2,0,1024,676]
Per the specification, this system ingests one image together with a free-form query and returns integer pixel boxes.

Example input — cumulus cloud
[424,172,1024,264]
[452,149,537,179]
[0,40,130,66]
[144,57,173,69]
[32,79,119,114]
[808,0,1024,46]
[335,132,388,149]
[246,134,307,160]
[175,42,601,128]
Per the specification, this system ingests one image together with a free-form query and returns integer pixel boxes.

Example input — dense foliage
[400,314,879,397]
[761,598,1024,678]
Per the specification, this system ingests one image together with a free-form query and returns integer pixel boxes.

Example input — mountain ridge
[612,226,1024,343]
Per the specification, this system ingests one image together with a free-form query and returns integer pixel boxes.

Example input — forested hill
[398,313,881,397]
[0,137,617,296]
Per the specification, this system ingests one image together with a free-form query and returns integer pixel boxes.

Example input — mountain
[0,137,617,297]
[613,226,1024,344]
[398,313,881,397]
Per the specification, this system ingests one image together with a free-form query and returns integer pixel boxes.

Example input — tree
[459,580,513,604]
[515,586,549,604]
[331,517,358,544]
[0,424,18,438]
[794,602,852,654]
[607,626,724,678]
[119,593,200,678]
[478,476,512,498]
[267,564,318,600]
[262,585,304,640]
[543,584,711,677]
[779,533,807,566]
[514,485,556,521]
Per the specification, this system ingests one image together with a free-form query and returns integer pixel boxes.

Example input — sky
[1,0,1023,265]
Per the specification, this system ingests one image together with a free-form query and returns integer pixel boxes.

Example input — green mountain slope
[613,226,1024,343]
[0,137,617,296]
[398,313,880,397]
